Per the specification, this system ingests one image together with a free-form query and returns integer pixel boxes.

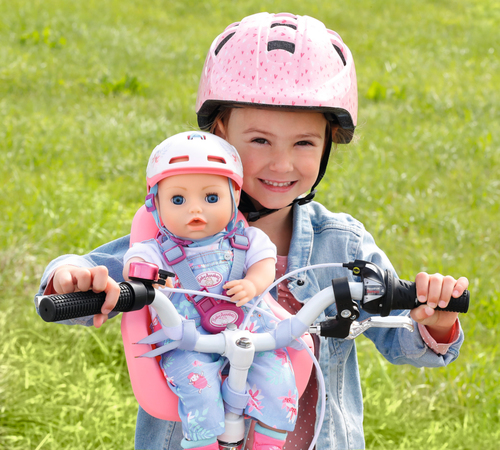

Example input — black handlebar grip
[391,278,469,313]
[38,281,155,322]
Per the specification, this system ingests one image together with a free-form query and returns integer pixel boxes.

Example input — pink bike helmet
[196,12,357,138]
[146,131,243,192]
[196,13,357,220]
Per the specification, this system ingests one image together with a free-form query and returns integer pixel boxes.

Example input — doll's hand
[52,265,120,328]
[223,279,257,307]
[409,272,468,341]
[155,277,174,290]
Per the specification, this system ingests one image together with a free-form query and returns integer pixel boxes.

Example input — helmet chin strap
[239,137,332,222]
[239,190,317,222]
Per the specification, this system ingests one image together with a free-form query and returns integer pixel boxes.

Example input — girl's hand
[52,265,120,328]
[409,272,469,341]
[223,279,257,307]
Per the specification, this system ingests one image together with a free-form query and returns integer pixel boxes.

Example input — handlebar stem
[217,327,255,446]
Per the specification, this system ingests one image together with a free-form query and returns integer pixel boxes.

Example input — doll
[123,131,297,449]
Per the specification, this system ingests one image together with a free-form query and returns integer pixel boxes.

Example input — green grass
[1,0,499,448]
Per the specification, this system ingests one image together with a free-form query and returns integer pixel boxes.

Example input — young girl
[122,131,297,450]
[36,12,468,450]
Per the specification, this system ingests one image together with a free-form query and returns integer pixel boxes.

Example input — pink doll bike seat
[121,205,314,421]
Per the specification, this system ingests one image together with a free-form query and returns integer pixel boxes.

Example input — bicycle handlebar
[35,260,469,450]
[37,261,469,324]
[388,275,469,313]
[37,281,156,322]
[344,260,469,316]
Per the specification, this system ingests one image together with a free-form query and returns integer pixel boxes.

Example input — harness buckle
[163,244,187,265]
[187,288,244,334]
[230,234,250,250]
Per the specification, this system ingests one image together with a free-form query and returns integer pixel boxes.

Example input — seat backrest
[121,205,313,421]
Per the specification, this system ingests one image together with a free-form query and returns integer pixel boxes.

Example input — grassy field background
[1,0,499,448]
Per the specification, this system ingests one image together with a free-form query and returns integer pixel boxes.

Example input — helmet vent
[207,156,226,164]
[333,44,346,66]
[268,40,295,54]
[270,23,297,30]
[169,156,189,164]
[215,32,236,56]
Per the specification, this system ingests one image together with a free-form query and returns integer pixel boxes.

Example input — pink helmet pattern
[196,12,357,141]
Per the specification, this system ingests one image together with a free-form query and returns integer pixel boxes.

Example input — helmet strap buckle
[145,193,157,212]
[296,190,317,206]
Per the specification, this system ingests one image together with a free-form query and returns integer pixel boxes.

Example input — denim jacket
[35,201,463,449]
[284,201,463,449]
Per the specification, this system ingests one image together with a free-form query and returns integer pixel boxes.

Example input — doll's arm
[123,256,146,281]
[223,257,276,307]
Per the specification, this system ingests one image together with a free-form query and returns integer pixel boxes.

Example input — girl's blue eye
[171,195,185,205]
[205,194,219,204]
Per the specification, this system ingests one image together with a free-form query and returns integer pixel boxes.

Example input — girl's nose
[269,149,293,172]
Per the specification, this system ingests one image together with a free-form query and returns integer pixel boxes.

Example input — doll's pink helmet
[146,131,243,191]
[196,12,357,141]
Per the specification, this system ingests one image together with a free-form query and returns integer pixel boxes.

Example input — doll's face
[157,173,238,239]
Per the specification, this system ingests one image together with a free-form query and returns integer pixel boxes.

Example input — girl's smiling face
[219,107,328,211]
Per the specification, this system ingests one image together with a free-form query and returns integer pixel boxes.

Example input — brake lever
[345,316,414,339]
[309,316,414,339]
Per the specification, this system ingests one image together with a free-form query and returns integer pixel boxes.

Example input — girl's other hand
[410,272,469,341]
[52,265,120,328]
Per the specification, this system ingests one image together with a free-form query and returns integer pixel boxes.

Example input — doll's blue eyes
[170,194,219,204]
[205,194,219,203]
[171,195,185,205]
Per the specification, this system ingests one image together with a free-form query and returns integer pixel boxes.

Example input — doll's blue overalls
[153,233,298,441]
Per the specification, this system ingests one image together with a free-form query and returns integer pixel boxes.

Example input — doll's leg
[245,349,298,432]
[162,349,225,443]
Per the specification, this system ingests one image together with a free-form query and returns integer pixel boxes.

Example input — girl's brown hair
[207,105,353,146]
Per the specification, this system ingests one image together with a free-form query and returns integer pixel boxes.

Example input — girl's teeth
[263,180,292,187]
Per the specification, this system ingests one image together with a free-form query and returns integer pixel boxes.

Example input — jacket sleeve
[34,235,131,326]
[355,228,464,368]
